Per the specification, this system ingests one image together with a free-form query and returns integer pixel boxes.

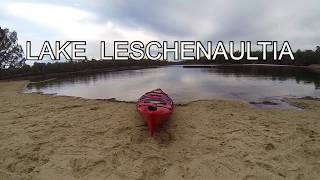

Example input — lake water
[25,65,320,107]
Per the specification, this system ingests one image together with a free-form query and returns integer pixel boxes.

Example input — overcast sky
[1,0,320,60]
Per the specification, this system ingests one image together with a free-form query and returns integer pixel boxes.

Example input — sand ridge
[0,81,320,180]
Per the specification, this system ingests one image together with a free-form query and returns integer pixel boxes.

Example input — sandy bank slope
[0,81,320,180]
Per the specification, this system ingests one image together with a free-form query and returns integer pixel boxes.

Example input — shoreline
[27,90,314,109]
[1,65,163,81]
[308,64,320,73]
[1,81,320,179]
[2,63,320,81]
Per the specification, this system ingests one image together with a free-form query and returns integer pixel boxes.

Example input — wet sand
[0,81,320,180]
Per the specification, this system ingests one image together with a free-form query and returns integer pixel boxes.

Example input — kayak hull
[137,89,173,136]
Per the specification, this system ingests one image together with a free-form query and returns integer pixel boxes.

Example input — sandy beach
[0,81,320,180]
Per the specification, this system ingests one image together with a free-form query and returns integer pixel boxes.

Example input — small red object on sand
[137,89,173,136]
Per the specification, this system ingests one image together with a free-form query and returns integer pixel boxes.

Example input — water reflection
[201,65,320,89]
[25,65,320,104]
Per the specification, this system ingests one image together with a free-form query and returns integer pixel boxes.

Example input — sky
[0,0,320,61]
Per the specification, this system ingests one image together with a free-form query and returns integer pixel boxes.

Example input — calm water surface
[25,65,320,107]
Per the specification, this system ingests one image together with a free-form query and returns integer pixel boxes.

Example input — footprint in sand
[242,175,259,180]
[154,130,174,146]
[140,156,165,180]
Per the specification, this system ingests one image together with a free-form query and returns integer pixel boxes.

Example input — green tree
[0,27,25,69]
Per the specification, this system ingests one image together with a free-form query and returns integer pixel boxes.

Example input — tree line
[0,59,174,79]
[191,48,320,65]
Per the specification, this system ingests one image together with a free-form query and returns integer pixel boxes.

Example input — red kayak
[137,89,173,136]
